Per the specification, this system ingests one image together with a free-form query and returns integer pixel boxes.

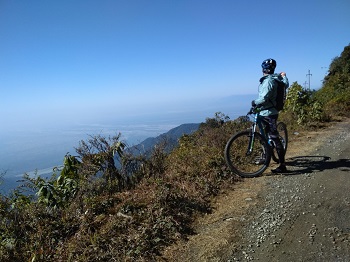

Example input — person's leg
[262,115,287,173]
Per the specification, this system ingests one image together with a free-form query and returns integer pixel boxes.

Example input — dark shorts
[261,114,279,138]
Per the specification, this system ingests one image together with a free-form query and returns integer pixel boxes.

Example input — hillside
[164,117,350,261]
[132,123,200,154]
[0,44,349,261]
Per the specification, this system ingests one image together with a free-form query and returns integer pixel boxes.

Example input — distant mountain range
[130,123,200,155]
[0,123,201,195]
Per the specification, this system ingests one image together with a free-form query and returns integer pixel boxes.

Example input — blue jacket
[254,74,289,116]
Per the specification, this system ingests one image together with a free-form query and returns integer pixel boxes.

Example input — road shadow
[275,156,350,175]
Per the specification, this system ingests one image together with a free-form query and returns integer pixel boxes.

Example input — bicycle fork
[246,122,258,155]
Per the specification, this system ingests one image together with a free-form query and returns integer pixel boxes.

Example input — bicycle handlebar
[248,106,262,115]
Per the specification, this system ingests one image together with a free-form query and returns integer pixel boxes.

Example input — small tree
[75,133,127,191]
[202,112,230,129]
[17,154,82,209]
[38,154,81,208]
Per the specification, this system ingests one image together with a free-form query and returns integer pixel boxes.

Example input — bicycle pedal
[255,159,266,165]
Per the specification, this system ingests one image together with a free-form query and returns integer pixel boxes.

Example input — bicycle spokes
[225,131,271,178]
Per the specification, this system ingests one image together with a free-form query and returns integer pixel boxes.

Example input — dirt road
[164,118,350,262]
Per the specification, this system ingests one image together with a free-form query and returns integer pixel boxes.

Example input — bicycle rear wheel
[225,130,271,178]
[278,122,288,152]
[271,122,288,163]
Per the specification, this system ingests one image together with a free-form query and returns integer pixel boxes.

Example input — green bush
[280,82,329,129]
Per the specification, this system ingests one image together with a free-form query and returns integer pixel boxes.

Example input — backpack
[272,76,288,111]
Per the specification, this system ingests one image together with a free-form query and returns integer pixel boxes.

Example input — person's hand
[280,72,286,77]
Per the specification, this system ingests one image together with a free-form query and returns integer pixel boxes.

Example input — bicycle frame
[247,112,270,155]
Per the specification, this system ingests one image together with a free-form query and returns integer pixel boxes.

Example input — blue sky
[1,0,350,130]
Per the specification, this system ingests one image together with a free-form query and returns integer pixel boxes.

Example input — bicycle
[224,107,288,178]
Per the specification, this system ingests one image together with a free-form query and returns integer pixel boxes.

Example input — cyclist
[252,58,289,173]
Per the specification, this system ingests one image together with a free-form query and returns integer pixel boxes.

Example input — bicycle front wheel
[225,130,271,178]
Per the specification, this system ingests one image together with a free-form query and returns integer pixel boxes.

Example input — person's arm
[280,72,289,88]
[254,78,274,107]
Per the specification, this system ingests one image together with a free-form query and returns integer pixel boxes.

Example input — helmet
[261,58,277,74]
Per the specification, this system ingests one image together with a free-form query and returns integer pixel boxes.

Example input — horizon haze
[0,94,254,180]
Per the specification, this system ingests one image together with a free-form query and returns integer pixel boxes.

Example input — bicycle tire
[271,121,289,163]
[225,130,271,178]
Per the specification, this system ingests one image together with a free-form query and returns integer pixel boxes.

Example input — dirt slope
[163,117,350,262]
